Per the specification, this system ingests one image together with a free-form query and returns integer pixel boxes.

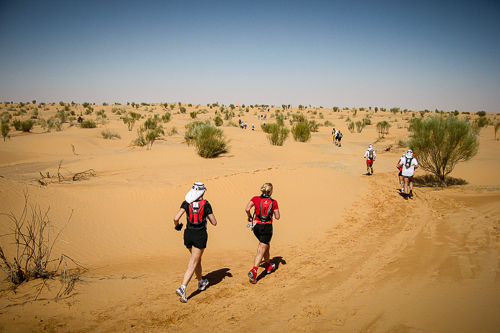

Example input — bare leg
[182,247,204,287]
[404,177,409,195]
[254,242,270,268]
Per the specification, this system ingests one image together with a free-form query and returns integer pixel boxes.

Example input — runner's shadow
[256,256,287,282]
[187,268,232,300]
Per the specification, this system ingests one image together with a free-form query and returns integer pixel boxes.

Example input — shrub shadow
[413,174,468,187]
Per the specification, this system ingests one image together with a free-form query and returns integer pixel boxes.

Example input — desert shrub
[291,113,307,123]
[0,192,84,297]
[362,118,371,126]
[476,111,486,117]
[495,122,500,140]
[190,111,197,119]
[348,121,355,133]
[12,119,21,130]
[376,121,391,138]
[472,116,489,133]
[266,124,289,146]
[225,119,238,127]
[324,120,334,127]
[101,129,121,139]
[408,116,479,185]
[143,118,158,130]
[79,119,96,128]
[308,120,319,132]
[214,116,223,126]
[185,122,230,158]
[355,121,365,133]
[292,121,311,142]
[1,111,12,123]
[224,110,235,120]
[20,120,34,132]
[162,112,171,122]
[1,122,10,141]
[180,107,186,113]
[167,126,178,136]
[145,127,164,149]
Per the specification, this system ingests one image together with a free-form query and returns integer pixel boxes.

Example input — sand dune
[0,104,499,332]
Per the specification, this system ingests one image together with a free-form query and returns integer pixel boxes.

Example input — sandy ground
[0,104,499,332]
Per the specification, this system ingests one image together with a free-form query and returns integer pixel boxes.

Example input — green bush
[162,112,171,122]
[376,121,391,138]
[308,120,319,132]
[20,120,35,132]
[408,116,479,184]
[324,120,334,127]
[180,107,186,113]
[214,116,223,126]
[80,119,96,128]
[355,121,364,133]
[190,111,197,119]
[2,122,10,141]
[185,122,230,158]
[101,129,121,139]
[266,124,289,146]
[476,111,487,117]
[348,121,355,133]
[292,121,311,142]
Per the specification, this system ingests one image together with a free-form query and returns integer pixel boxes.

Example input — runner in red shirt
[245,183,281,284]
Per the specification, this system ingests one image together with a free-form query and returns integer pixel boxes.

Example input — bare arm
[273,209,280,220]
[173,208,185,226]
[208,213,217,226]
[245,201,255,222]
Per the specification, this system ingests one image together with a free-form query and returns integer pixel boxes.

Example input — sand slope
[0,105,499,332]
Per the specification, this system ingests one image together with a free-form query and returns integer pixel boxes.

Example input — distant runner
[397,154,405,192]
[245,183,280,284]
[336,130,343,147]
[397,150,419,200]
[363,144,376,175]
[173,182,218,302]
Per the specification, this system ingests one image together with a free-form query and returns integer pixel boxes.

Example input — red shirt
[251,196,279,224]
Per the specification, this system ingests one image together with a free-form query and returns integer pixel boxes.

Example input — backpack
[368,150,374,160]
[404,157,413,169]
[188,200,206,226]
[338,132,343,138]
[258,196,274,223]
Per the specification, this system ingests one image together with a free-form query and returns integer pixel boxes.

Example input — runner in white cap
[173,182,218,302]
[397,150,419,199]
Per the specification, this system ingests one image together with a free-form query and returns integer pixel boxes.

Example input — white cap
[185,182,206,204]
[406,149,413,158]
[368,144,373,150]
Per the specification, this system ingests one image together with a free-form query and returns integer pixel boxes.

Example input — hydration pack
[368,150,374,160]
[405,157,413,169]
[188,200,206,226]
[258,196,274,223]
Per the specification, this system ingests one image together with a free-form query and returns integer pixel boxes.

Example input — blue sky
[1,0,499,111]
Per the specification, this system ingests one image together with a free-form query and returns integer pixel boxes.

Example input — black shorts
[253,224,273,245]
[184,228,208,249]
[398,170,402,176]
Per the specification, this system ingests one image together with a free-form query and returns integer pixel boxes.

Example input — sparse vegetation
[292,121,311,142]
[101,129,121,139]
[184,121,230,158]
[264,123,289,146]
[376,121,391,138]
[0,192,85,299]
[79,119,96,128]
[1,122,10,141]
[408,116,479,185]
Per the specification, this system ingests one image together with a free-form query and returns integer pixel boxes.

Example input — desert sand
[0,104,499,332]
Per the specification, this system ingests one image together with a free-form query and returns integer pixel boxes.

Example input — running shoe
[248,269,257,284]
[176,286,187,303]
[198,279,209,291]
[265,263,276,274]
